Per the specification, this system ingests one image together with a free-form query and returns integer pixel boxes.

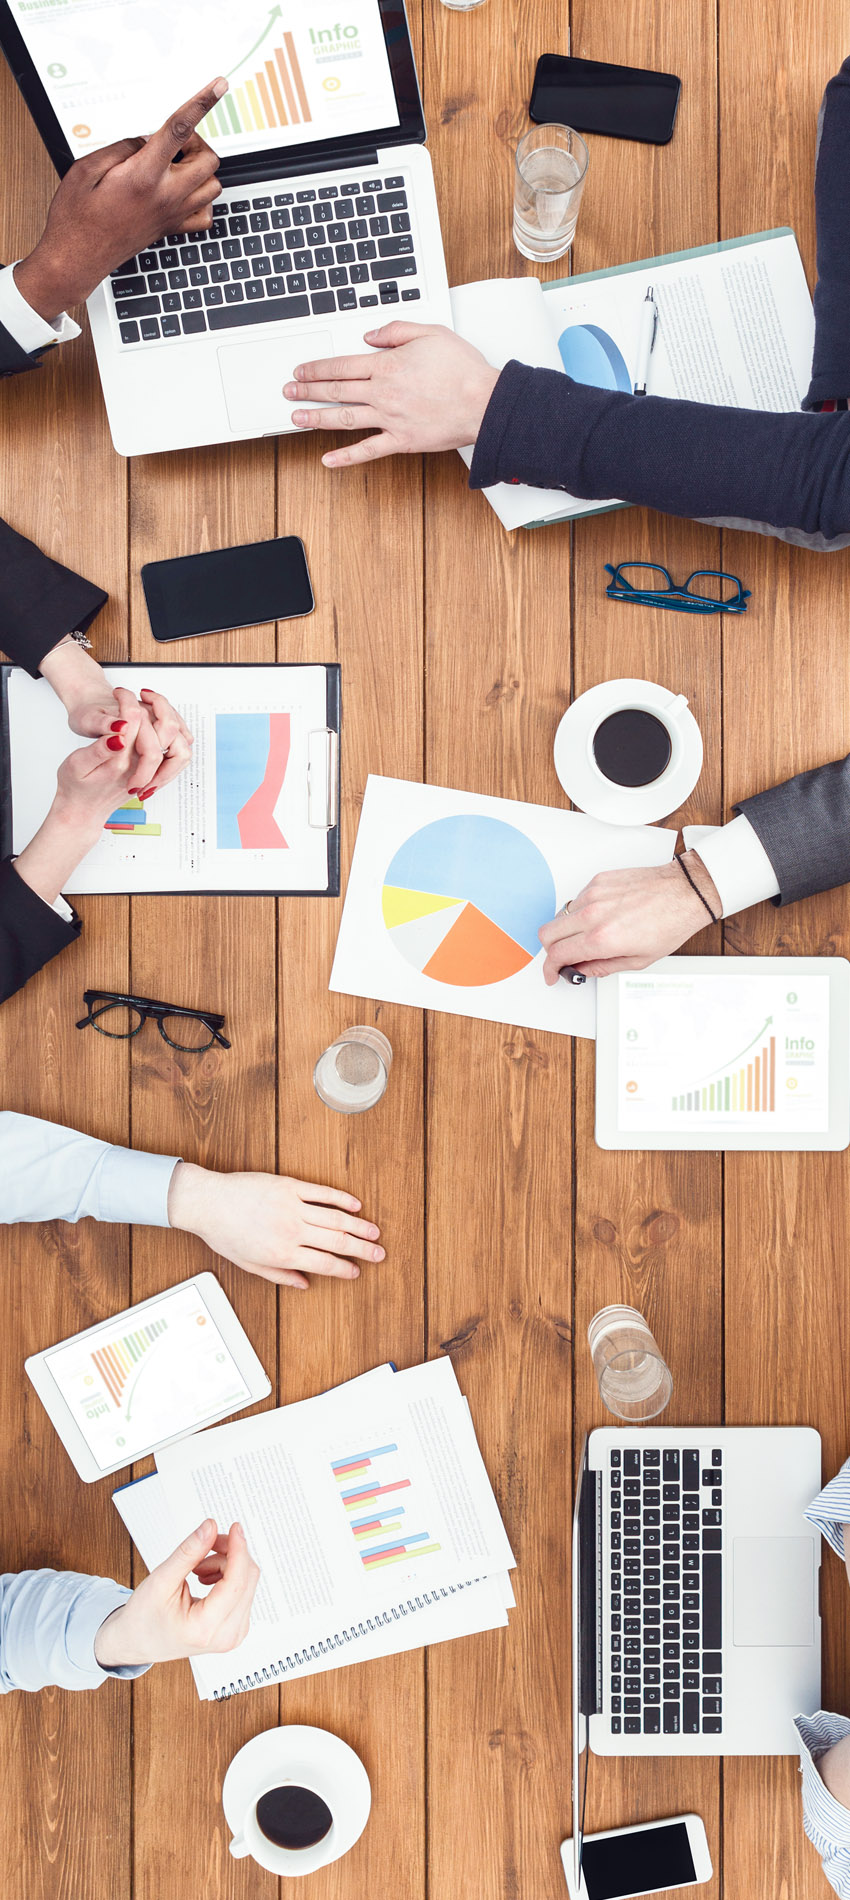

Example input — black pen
[561,967,587,986]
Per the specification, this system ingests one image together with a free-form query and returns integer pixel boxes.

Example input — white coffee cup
[223,1726,371,1879]
[229,1773,336,1875]
[585,690,690,792]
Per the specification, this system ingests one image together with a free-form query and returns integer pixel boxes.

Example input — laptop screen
[1,0,420,176]
[572,1437,600,1893]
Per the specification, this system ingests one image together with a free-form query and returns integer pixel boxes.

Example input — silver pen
[633,285,659,396]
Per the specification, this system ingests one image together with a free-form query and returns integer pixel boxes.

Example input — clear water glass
[439,0,487,10]
[513,122,589,262]
[587,1305,673,1422]
[313,1026,392,1114]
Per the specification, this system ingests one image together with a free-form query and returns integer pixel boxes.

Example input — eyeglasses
[76,990,231,1052]
[604,562,751,615]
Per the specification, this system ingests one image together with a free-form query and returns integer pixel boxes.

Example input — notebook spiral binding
[212,1581,479,1701]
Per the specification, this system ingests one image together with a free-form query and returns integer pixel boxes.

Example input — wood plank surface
[1,5,850,1900]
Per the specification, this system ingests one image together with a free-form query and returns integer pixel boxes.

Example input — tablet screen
[44,1283,252,1470]
[8,0,400,162]
[616,968,831,1135]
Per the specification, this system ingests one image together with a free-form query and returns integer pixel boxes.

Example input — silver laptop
[572,1424,821,1812]
[1,0,452,457]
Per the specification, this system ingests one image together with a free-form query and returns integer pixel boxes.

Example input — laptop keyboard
[608,1446,723,1739]
[109,175,421,346]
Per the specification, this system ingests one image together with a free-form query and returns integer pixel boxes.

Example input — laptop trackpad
[218,333,333,435]
[733,1538,814,1646]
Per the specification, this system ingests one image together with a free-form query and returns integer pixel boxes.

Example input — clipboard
[0,662,340,897]
[595,955,850,1151]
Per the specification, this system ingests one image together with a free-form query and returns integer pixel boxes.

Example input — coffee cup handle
[663,693,689,720]
[229,1834,251,1860]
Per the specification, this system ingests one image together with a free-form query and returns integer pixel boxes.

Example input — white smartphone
[25,1273,271,1481]
[561,1814,712,1900]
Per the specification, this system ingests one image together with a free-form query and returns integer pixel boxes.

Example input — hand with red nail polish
[12,710,151,915]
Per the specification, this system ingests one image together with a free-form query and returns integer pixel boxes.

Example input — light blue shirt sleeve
[0,1570,148,1693]
[795,1712,850,1898]
[805,1454,850,1560]
[0,1112,180,1228]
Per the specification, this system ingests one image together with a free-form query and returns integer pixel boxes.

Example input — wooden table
[2,4,850,1896]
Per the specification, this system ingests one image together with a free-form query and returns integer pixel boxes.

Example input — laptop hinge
[219,144,383,188]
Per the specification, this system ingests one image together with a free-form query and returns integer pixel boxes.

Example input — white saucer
[222,1725,371,1877]
[553,678,704,826]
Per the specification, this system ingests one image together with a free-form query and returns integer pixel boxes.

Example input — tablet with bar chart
[595,956,850,1151]
[26,1275,270,1482]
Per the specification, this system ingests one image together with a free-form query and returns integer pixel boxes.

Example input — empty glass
[513,123,589,262]
[588,1305,673,1421]
[313,1026,392,1114]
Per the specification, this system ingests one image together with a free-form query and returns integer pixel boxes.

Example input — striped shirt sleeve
[795,1713,850,1898]
[805,1455,850,1560]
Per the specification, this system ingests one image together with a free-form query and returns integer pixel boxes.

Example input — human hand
[168,1163,386,1291]
[133,686,194,798]
[93,1520,259,1668]
[14,79,227,320]
[283,322,500,467]
[39,637,123,736]
[13,710,156,906]
[538,854,722,981]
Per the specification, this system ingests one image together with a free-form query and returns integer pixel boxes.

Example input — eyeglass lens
[88,1003,146,1039]
[157,1014,218,1052]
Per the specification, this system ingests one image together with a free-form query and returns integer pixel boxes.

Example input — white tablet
[26,1274,271,1482]
[596,955,850,1151]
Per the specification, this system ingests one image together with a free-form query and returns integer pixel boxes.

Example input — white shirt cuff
[685,813,780,918]
[0,262,81,354]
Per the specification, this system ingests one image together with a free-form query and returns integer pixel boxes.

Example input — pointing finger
[141,79,228,172]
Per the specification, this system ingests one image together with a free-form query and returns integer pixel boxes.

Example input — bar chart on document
[616,968,831,1136]
[331,1441,443,1574]
[12,1,400,159]
[44,1285,250,1471]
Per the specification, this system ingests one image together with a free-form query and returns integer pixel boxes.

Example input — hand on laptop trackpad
[733,1538,815,1647]
[218,333,334,435]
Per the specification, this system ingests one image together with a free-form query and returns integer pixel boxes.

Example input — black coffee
[592,708,672,787]
[256,1784,333,1852]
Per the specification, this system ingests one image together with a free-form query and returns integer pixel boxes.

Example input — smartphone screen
[530,55,681,146]
[141,537,314,641]
[580,1821,697,1899]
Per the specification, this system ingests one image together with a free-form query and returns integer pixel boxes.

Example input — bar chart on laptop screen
[12,0,400,159]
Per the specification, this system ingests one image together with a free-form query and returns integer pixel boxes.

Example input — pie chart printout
[382,816,557,988]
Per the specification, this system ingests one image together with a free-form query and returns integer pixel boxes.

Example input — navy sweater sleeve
[734,755,850,908]
[469,362,850,542]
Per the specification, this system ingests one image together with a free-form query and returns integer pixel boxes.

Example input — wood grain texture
[1,5,849,1899]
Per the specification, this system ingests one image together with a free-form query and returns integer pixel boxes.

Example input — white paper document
[616,968,831,1135]
[329,775,676,1039]
[450,229,815,530]
[114,1358,515,1699]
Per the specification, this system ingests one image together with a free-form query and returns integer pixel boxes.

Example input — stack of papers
[114,1357,515,1700]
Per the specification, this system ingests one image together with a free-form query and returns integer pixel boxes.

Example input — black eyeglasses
[605,561,751,615]
[76,990,231,1052]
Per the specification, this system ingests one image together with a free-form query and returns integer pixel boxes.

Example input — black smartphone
[530,54,681,146]
[141,536,314,642]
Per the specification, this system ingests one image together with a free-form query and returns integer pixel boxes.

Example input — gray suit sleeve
[735,755,850,905]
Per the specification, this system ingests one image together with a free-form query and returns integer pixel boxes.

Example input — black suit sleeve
[0,858,80,1004]
[0,313,54,379]
[0,517,107,677]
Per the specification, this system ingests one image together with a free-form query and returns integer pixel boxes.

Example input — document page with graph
[4,664,338,893]
[150,1356,516,1695]
[615,967,831,1136]
[9,0,400,159]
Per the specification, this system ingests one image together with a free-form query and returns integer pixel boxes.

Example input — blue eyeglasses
[605,562,751,615]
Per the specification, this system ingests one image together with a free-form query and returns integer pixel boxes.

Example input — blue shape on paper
[557,323,631,391]
[384,816,556,957]
[215,712,270,848]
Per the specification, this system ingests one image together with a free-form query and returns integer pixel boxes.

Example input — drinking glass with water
[513,123,589,262]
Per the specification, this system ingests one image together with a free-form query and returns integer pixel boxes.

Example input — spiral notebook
[113,1359,515,1700]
